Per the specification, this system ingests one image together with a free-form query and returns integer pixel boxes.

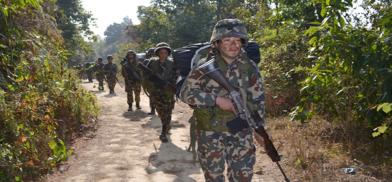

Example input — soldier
[104,55,118,94]
[180,19,265,181]
[147,43,176,143]
[141,48,157,115]
[121,50,142,111]
[85,62,94,82]
[94,57,105,91]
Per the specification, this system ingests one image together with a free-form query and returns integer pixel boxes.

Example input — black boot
[159,133,168,143]
[136,103,141,110]
[128,104,132,111]
[159,125,169,143]
[148,107,155,115]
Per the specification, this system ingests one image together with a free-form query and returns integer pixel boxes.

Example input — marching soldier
[180,19,266,181]
[147,43,176,142]
[94,57,105,91]
[121,50,142,111]
[141,48,157,115]
[104,55,118,95]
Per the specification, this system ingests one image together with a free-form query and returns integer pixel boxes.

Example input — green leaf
[379,125,388,134]
[326,0,331,6]
[321,4,327,17]
[305,26,321,37]
[372,131,380,138]
[15,176,21,182]
[377,103,392,113]
[48,140,57,150]
[372,124,389,138]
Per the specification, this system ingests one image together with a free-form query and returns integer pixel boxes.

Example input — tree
[55,0,95,66]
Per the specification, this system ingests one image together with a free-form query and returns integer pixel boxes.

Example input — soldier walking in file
[147,43,176,143]
[94,57,105,91]
[104,55,118,95]
[121,50,142,111]
[141,48,157,115]
[180,19,266,181]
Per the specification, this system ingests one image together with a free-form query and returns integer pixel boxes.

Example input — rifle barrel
[276,162,290,182]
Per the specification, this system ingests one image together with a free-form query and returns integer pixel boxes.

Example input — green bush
[0,1,99,181]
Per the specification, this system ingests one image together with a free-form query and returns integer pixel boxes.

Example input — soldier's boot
[136,103,141,110]
[159,125,169,143]
[166,125,171,135]
[128,104,133,111]
[148,107,155,115]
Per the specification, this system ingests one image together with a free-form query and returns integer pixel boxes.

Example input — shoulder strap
[190,44,211,70]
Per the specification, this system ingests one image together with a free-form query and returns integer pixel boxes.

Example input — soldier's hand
[215,97,235,113]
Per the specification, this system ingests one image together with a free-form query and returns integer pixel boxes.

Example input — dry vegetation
[265,117,391,182]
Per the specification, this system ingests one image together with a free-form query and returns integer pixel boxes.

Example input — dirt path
[44,81,285,182]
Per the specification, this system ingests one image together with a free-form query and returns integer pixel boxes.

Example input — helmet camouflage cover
[154,42,172,56]
[126,50,136,56]
[210,19,248,44]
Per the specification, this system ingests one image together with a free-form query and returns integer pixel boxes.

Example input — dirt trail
[44,81,285,182]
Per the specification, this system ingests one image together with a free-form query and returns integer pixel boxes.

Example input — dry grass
[264,117,391,182]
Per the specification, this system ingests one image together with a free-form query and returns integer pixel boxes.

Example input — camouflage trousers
[197,129,256,182]
[125,81,141,105]
[106,77,116,91]
[96,76,105,90]
[151,91,175,133]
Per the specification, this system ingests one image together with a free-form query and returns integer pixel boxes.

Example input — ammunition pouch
[194,106,237,132]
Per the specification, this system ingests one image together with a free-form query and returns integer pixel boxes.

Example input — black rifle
[137,62,175,90]
[122,59,141,81]
[197,59,290,182]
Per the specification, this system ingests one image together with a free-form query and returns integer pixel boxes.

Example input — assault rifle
[137,62,175,90]
[197,59,290,182]
[122,59,141,81]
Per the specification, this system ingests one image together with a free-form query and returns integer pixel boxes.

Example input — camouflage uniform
[141,48,157,115]
[93,58,105,91]
[180,19,265,182]
[148,43,176,143]
[104,56,118,94]
[121,50,142,111]
[85,63,94,82]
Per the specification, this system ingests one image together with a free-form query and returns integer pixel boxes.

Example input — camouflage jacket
[148,57,176,95]
[93,63,105,78]
[121,58,142,82]
[180,52,265,132]
[104,63,117,79]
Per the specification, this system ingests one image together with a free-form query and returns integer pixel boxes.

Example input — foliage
[293,0,391,126]
[0,0,98,181]
[55,0,96,66]
[102,17,135,56]
[136,0,215,48]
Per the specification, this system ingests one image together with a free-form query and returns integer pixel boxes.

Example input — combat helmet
[107,55,113,60]
[146,48,155,58]
[126,50,136,58]
[210,19,248,45]
[126,50,136,56]
[154,42,172,56]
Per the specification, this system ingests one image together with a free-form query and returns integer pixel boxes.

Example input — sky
[81,0,151,37]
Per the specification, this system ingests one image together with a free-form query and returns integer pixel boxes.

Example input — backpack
[172,41,261,97]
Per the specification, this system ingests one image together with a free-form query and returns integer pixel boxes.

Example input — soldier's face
[158,49,169,61]
[218,37,242,60]
[127,54,135,60]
